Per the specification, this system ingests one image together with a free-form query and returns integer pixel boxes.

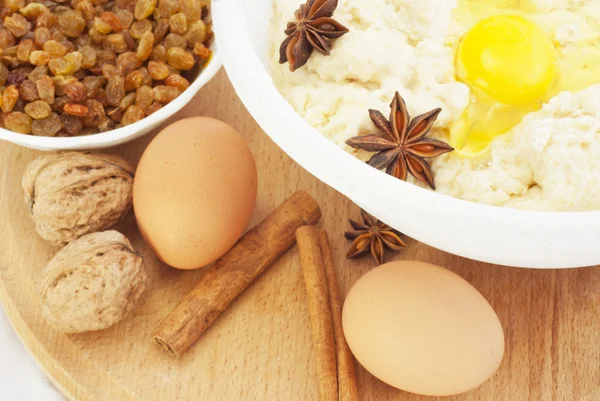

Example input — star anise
[345,210,406,265]
[346,92,454,190]
[279,0,349,72]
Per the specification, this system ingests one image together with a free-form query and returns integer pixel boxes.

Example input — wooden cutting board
[1,70,600,401]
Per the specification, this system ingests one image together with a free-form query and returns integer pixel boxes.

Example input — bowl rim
[0,47,223,149]
[213,0,600,223]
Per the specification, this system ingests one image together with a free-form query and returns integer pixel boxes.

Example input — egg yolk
[457,15,558,106]
[451,15,558,155]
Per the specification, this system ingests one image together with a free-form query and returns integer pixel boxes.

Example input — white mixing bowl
[0,46,222,151]
[213,0,600,268]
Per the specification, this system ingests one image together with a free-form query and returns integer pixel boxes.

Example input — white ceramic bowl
[0,46,222,151]
[213,0,600,269]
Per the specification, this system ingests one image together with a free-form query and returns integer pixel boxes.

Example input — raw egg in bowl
[214,0,600,268]
[450,1,600,155]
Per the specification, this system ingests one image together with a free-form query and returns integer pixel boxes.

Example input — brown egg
[133,117,257,270]
[342,261,504,396]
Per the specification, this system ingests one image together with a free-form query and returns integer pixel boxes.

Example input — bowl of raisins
[0,0,221,150]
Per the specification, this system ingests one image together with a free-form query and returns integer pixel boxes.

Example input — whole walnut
[39,230,148,333]
[22,152,134,246]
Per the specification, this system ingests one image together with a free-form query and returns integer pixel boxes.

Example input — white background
[0,307,65,401]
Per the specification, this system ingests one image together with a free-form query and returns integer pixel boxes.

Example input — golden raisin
[121,104,144,125]
[106,75,125,107]
[4,111,32,133]
[116,52,142,75]
[2,85,19,112]
[101,12,123,32]
[93,17,113,35]
[164,33,186,50]
[184,20,206,46]
[150,44,167,62]
[129,20,152,39]
[167,47,194,70]
[24,100,52,120]
[35,12,57,29]
[158,0,179,18]
[88,27,105,43]
[169,13,187,35]
[165,74,189,91]
[60,112,82,135]
[103,34,128,53]
[36,75,55,104]
[134,0,157,21]
[53,75,79,96]
[153,18,169,42]
[74,34,92,49]
[79,46,97,69]
[29,51,50,66]
[124,70,144,92]
[82,99,106,127]
[136,31,154,61]
[119,92,136,110]
[147,61,169,80]
[28,66,48,82]
[19,80,39,101]
[5,0,25,12]
[101,64,121,79]
[64,51,83,72]
[64,81,86,102]
[93,88,109,107]
[51,30,67,42]
[115,9,134,30]
[179,0,201,22]
[49,58,72,76]
[63,103,88,117]
[32,112,63,136]
[43,40,68,58]
[138,66,153,86]
[82,75,106,98]
[3,45,18,59]
[75,0,96,21]
[0,29,16,49]
[152,85,180,103]
[17,39,34,62]
[20,3,50,18]
[135,85,153,110]
[57,10,86,38]
[33,27,52,47]
[4,13,31,37]
[145,101,162,115]
[193,42,211,60]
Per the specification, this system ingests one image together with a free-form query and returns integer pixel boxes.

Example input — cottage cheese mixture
[270,0,600,211]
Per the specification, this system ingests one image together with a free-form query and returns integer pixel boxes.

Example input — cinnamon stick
[318,230,359,401]
[296,226,359,401]
[297,226,338,401]
[153,191,321,357]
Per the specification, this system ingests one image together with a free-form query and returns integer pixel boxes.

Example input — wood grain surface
[1,70,600,401]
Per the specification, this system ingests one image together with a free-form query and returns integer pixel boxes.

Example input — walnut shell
[22,152,134,246]
[39,230,148,333]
